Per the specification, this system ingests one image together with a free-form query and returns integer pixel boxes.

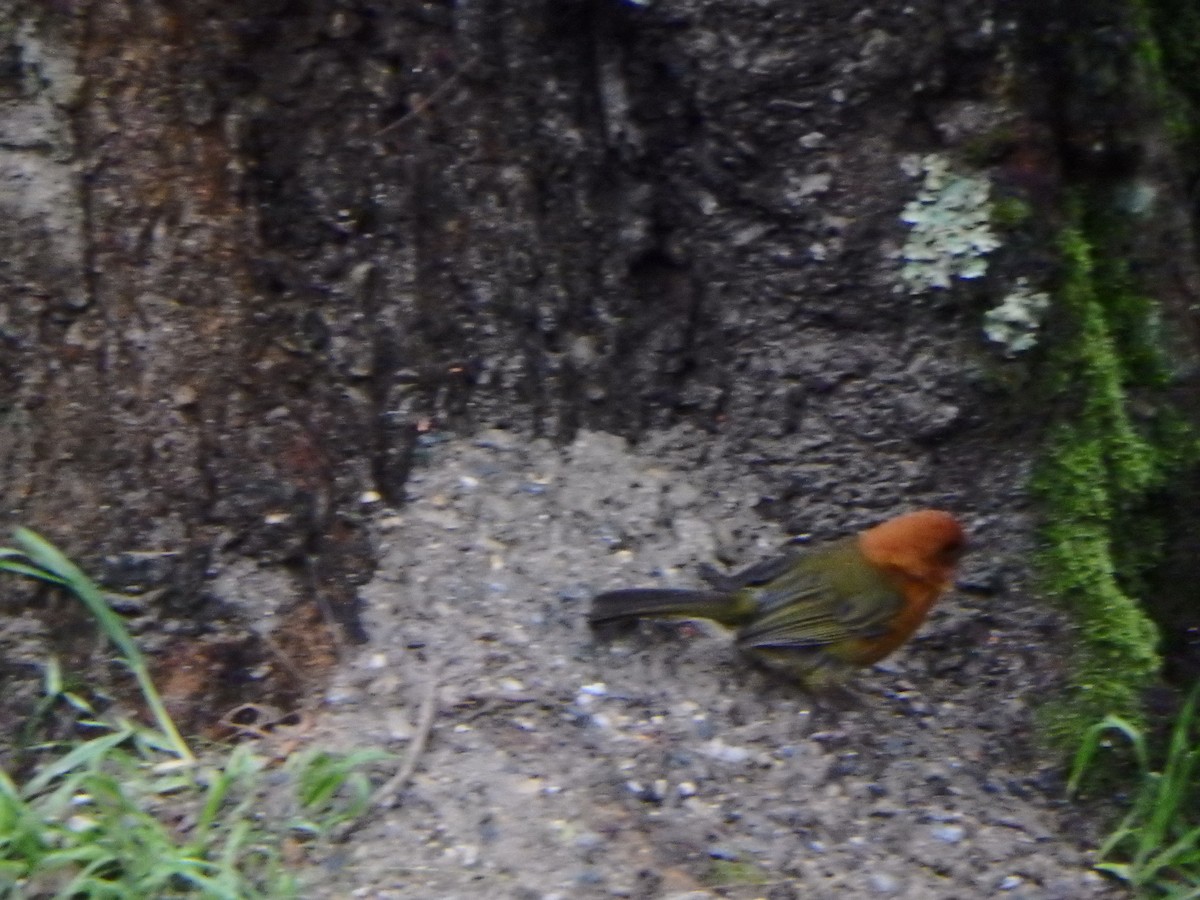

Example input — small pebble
[869,872,899,894]
[931,824,966,844]
[575,869,604,886]
[457,844,480,867]
[701,739,751,764]
[65,815,97,833]
[574,831,603,851]
[625,780,666,803]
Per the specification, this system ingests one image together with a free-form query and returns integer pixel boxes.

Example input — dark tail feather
[588,588,742,627]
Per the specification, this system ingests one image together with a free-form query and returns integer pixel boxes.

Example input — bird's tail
[588,588,746,627]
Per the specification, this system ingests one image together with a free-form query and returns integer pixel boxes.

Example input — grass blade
[9,529,194,764]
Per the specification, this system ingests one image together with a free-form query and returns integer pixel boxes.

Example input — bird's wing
[735,552,903,651]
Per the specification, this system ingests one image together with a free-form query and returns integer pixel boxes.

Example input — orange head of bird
[857,509,966,592]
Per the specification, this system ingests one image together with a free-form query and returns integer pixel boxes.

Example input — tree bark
[2,0,1197,671]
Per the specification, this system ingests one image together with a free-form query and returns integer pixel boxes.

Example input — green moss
[1032,221,1173,747]
[990,195,1033,230]
[961,124,1020,167]
[1134,0,1200,172]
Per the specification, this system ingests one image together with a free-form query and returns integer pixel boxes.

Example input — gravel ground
[298,428,1118,899]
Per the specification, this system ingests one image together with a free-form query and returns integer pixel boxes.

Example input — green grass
[0,529,391,898]
[1,528,194,764]
[1069,684,1200,897]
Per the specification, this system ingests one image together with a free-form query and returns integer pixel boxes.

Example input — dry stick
[371,663,442,807]
[262,631,309,687]
[334,659,443,842]
[374,57,479,137]
[305,552,348,663]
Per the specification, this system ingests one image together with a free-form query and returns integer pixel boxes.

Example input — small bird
[589,509,966,681]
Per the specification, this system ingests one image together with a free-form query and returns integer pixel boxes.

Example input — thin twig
[305,553,348,664]
[370,663,441,808]
[261,630,309,687]
[375,57,479,137]
[333,659,443,842]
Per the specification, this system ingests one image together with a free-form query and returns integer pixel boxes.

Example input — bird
[588,509,966,681]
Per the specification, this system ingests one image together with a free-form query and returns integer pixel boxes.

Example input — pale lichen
[983,278,1052,355]
[899,154,1001,292]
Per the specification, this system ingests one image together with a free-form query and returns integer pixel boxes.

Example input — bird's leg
[698,551,802,590]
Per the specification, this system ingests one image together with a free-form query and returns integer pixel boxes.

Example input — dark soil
[286,428,1116,899]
